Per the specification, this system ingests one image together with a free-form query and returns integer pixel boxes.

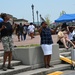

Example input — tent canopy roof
[55,14,75,22]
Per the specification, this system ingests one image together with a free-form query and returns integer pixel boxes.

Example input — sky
[0,0,75,23]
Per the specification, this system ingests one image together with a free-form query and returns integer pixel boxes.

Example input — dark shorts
[57,40,63,45]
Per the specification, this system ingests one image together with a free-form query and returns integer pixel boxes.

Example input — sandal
[48,64,54,67]
[45,65,49,68]
[66,47,69,50]
[65,46,69,50]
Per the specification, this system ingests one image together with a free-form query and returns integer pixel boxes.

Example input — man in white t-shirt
[68,28,75,40]
[28,23,35,39]
[68,27,75,45]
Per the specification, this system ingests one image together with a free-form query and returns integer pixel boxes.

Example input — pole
[31,4,34,23]
[36,11,39,26]
[40,14,42,22]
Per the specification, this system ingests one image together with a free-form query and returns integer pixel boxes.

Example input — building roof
[34,22,41,26]
[14,19,28,22]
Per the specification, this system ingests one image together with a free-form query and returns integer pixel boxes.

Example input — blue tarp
[55,14,75,22]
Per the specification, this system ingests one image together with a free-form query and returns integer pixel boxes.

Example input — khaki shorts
[1,36,14,52]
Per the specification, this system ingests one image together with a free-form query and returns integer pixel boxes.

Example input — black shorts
[57,40,63,45]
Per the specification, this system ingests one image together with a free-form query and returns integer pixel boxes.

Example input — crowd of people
[0,13,75,71]
[15,23,28,41]
[13,22,35,41]
[38,21,75,68]
[57,22,75,49]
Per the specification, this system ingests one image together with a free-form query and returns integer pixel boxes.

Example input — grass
[17,44,40,48]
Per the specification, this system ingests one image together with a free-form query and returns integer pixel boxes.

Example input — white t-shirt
[28,25,35,33]
[68,32,73,40]
[72,30,75,35]
[68,30,75,40]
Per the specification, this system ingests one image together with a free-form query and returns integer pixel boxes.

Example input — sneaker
[7,66,14,69]
[2,65,7,71]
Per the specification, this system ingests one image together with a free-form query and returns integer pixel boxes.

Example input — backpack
[23,26,27,34]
